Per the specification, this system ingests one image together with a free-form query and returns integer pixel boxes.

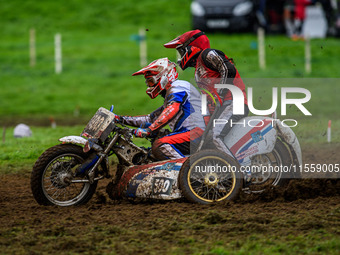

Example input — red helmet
[132,58,178,99]
[164,30,210,70]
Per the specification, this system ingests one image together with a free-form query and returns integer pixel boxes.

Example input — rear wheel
[31,144,98,206]
[179,150,243,204]
[246,139,293,193]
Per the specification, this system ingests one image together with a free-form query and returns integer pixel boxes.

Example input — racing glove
[113,114,122,123]
[133,128,151,138]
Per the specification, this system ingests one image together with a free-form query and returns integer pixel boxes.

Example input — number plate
[152,177,174,195]
[207,19,230,28]
[81,107,115,139]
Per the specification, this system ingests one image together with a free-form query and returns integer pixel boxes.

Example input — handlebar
[113,119,170,139]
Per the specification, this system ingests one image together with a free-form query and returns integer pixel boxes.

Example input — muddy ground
[0,145,339,254]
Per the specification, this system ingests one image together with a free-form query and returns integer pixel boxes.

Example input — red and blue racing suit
[121,80,205,160]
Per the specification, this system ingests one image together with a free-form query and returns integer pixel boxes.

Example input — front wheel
[179,150,243,204]
[30,144,98,206]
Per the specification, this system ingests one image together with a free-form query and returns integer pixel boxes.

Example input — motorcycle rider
[116,57,205,161]
[164,30,249,154]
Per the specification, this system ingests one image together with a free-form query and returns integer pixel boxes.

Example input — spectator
[284,0,313,40]
[284,0,296,37]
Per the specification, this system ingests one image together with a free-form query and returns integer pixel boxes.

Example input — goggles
[144,62,177,87]
[145,76,158,87]
[176,44,186,58]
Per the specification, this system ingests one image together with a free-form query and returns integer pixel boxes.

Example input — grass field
[1,1,339,159]
[1,1,339,121]
[0,1,339,254]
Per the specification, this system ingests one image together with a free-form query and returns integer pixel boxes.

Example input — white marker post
[2,127,6,143]
[55,33,62,74]
[139,28,147,67]
[327,120,331,143]
[305,36,311,74]
[49,117,57,129]
[74,105,80,117]
[29,28,36,67]
[257,27,266,70]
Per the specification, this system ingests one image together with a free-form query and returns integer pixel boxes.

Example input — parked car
[190,0,259,32]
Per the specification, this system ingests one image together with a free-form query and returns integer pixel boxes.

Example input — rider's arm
[202,49,236,96]
[202,49,236,83]
[120,106,164,127]
[148,90,187,131]
[148,101,181,131]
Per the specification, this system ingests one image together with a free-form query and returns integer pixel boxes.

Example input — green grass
[1,2,339,255]
[0,125,152,173]
[1,202,339,255]
[0,0,339,170]
[1,36,339,120]
[0,126,83,173]
[207,233,340,255]
[0,1,339,122]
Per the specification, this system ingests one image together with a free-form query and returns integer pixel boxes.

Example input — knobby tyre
[30,144,98,206]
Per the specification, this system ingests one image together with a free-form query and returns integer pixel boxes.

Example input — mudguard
[275,121,303,167]
[59,136,87,146]
[224,116,277,166]
[116,158,187,200]
[58,135,110,175]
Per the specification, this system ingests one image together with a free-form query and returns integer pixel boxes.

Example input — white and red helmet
[164,30,210,70]
[132,58,178,99]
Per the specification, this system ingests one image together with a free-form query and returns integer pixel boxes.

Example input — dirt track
[0,146,339,254]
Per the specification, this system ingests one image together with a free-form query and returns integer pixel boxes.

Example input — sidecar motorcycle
[31,107,301,206]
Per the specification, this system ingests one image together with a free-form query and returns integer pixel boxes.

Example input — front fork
[78,134,119,184]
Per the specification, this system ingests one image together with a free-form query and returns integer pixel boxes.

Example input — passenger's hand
[133,128,151,138]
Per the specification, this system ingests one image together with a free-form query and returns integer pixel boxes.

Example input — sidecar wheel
[179,150,243,204]
[30,144,98,206]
